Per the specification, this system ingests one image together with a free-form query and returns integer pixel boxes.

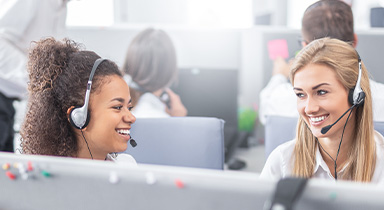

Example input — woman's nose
[304,97,320,115]
[124,108,136,124]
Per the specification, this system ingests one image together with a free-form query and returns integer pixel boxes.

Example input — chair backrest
[264,116,297,159]
[265,115,384,159]
[124,117,225,170]
[374,121,384,136]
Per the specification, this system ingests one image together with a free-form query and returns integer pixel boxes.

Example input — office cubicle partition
[1,152,384,210]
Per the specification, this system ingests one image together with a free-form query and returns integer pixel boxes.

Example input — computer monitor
[356,31,384,84]
[172,68,239,151]
[370,7,384,28]
[172,68,238,126]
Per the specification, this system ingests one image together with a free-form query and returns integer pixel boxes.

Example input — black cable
[317,107,353,180]
[80,129,93,160]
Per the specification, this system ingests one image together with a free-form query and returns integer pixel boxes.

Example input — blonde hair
[289,38,376,182]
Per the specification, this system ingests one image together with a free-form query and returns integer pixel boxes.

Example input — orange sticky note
[268,39,289,60]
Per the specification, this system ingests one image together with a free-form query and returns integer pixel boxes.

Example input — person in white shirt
[260,38,384,183]
[122,28,187,118]
[20,38,136,165]
[259,0,384,125]
[0,0,67,152]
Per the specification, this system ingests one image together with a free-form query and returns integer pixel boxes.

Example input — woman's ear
[301,41,308,48]
[352,33,358,48]
[66,106,75,123]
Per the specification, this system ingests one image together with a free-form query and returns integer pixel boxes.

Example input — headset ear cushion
[82,111,91,129]
[68,106,91,130]
[348,88,355,106]
[348,87,366,107]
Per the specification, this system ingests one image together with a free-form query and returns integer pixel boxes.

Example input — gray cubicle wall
[257,29,384,87]
[260,29,301,87]
[356,30,384,83]
[258,29,384,87]
[1,152,384,210]
[0,152,271,210]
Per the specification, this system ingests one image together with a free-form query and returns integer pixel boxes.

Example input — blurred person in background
[123,28,187,118]
[259,0,384,125]
[0,0,68,152]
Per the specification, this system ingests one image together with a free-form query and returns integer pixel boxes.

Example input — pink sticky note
[267,39,289,60]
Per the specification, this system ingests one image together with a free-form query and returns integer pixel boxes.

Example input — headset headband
[69,58,107,129]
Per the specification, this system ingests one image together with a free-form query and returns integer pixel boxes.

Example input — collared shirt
[259,74,384,124]
[260,130,384,183]
[106,153,137,166]
[132,92,170,118]
[259,74,298,125]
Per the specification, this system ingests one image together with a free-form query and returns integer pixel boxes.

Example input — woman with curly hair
[20,37,137,162]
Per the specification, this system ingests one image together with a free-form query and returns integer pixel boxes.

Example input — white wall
[66,25,384,109]
[67,26,252,106]
[66,25,298,108]
[67,25,240,69]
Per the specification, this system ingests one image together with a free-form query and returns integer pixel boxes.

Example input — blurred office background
[66,0,384,28]
[14,0,384,172]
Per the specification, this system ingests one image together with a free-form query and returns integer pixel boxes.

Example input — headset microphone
[129,137,137,147]
[321,104,357,134]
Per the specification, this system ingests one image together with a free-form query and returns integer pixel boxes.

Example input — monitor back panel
[172,68,239,146]
[1,152,384,210]
[173,68,238,126]
[0,152,269,210]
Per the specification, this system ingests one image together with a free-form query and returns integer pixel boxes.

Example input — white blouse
[132,93,170,118]
[106,153,137,166]
[260,130,384,183]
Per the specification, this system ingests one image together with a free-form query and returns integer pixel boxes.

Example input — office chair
[124,117,225,170]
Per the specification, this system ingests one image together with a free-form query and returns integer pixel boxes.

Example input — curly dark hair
[20,37,122,157]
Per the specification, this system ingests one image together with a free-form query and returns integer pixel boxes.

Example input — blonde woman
[260,38,384,182]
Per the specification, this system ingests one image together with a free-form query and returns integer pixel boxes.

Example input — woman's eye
[113,106,123,110]
[128,106,134,111]
[317,90,328,95]
[295,93,304,98]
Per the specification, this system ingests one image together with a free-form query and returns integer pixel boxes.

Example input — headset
[68,58,106,130]
[319,52,366,180]
[321,53,366,135]
[348,53,365,106]
[67,58,137,152]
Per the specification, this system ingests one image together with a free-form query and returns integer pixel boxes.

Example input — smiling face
[293,63,355,139]
[78,75,136,159]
